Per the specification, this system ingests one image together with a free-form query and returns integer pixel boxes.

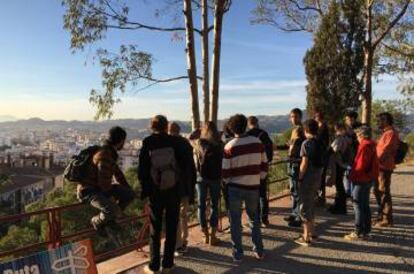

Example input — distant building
[0,160,64,213]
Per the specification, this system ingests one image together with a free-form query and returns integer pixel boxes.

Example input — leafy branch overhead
[63,0,231,125]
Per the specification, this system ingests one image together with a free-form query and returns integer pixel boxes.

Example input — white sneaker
[143,265,160,274]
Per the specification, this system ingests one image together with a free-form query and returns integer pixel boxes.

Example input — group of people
[74,109,401,274]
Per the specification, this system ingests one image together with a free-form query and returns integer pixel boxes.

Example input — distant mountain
[0,111,410,137]
[0,115,292,135]
[0,115,18,122]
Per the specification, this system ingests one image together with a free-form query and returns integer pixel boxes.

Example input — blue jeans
[196,179,221,229]
[228,186,263,257]
[258,179,269,223]
[352,182,373,235]
[288,163,301,221]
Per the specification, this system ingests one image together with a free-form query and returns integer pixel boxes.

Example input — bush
[405,133,414,156]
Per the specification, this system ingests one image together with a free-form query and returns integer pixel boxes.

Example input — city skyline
[0,1,402,121]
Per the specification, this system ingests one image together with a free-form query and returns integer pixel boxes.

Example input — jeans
[148,188,180,271]
[258,179,269,223]
[288,163,301,221]
[343,169,353,197]
[228,186,263,257]
[333,166,347,212]
[78,184,135,230]
[176,197,189,249]
[352,182,373,235]
[196,179,221,229]
[374,170,393,224]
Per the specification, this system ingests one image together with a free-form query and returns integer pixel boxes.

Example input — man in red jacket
[375,112,400,227]
[345,126,379,241]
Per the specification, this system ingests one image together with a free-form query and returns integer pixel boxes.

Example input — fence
[0,159,289,263]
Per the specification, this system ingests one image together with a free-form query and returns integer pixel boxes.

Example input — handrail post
[47,209,62,249]
[136,202,151,252]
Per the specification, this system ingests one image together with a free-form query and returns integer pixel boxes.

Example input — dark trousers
[288,163,301,221]
[148,188,180,271]
[78,184,135,229]
[318,167,327,201]
[333,166,347,212]
[374,170,393,224]
[352,182,373,235]
[258,179,269,223]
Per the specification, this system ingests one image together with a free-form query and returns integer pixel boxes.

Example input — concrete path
[107,163,414,274]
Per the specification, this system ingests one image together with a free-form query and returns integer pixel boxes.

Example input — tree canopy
[304,0,364,125]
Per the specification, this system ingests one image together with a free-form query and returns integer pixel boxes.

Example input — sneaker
[294,237,310,247]
[143,265,160,274]
[284,215,295,222]
[288,220,302,228]
[232,253,243,263]
[373,220,393,228]
[344,232,362,241]
[254,251,265,260]
[310,234,319,241]
[161,265,175,274]
[174,245,188,256]
[362,234,372,240]
[261,219,270,228]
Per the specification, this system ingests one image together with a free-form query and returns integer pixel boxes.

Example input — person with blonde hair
[194,121,224,245]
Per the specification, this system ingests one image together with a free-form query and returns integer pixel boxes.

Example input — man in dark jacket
[138,115,191,274]
[247,116,273,226]
[314,111,330,206]
[168,122,196,254]
[77,127,135,232]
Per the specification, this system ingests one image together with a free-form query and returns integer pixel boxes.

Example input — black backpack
[197,140,223,180]
[395,141,409,165]
[64,146,100,183]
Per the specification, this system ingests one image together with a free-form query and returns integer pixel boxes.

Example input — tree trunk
[209,0,225,124]
[183,0,200,130]
[201,0,210,125]
[361,0,373,125]
[362,48,374,125]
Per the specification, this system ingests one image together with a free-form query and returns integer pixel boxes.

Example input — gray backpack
[150,147,177,190]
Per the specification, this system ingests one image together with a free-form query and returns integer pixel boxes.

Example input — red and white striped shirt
[222,135,268,189]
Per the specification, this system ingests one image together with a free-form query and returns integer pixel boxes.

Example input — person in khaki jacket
[77,126,135,231]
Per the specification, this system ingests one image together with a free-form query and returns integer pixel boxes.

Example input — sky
[0,0,402,121]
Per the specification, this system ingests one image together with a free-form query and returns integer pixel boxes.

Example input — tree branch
[133,75,203,92]
[382,42,414,58]
[287,0,323,16]
[372,0,411,49]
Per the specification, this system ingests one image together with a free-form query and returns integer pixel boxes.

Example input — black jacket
[138,133,196,203]
[247,128,274,163]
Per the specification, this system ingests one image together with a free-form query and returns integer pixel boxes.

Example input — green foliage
[398,78,414,113]
[62,0,155,120]
[0,226,39,252]
[89,46,154,120]
[405,132,414,156]
[274,128,292,147]
[371,100,408,136]
[304,0,364,126]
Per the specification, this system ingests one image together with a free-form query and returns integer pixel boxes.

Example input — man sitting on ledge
[76,126,135,233]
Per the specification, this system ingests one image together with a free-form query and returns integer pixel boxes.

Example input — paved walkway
[103,163,414,274]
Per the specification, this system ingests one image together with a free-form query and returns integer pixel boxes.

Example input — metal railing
[0,159,289,263]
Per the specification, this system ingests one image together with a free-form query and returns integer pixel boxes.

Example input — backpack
[395,140,409,165]
[64,145,100,183]
[197,140,223,180]
[149,147,177,190]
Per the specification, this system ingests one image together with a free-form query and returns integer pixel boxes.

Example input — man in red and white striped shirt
[222,114,268,262]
